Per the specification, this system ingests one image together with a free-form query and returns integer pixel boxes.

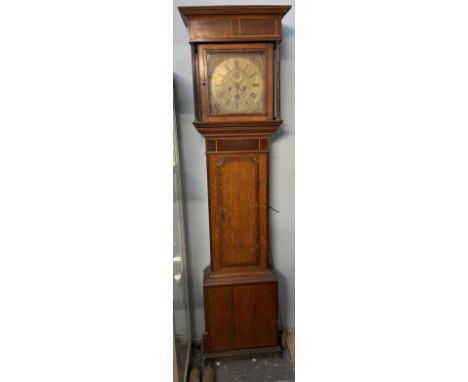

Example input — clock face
[207,52,265,115]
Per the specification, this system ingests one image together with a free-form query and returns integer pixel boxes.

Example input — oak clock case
[178,5,291,357]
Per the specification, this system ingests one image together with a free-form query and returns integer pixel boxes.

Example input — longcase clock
[178,5,291,357]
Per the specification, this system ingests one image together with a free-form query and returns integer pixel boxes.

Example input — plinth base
[203,345,282,361]
[203,267,280,354]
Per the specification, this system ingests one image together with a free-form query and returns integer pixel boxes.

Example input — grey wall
[173,0,295,338]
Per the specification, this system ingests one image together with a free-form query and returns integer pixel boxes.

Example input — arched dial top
[208,53,265,115]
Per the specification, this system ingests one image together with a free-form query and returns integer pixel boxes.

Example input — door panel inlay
[217,156,259,268]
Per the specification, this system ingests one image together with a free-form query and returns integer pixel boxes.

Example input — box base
[203,345,282,361]
[203,267,280,354]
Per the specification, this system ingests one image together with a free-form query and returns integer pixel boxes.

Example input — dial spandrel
[207,52,265,115]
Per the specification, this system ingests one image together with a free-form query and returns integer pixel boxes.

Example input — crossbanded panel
[217,156,259,268]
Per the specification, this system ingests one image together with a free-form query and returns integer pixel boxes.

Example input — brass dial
[209,56,264,114]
